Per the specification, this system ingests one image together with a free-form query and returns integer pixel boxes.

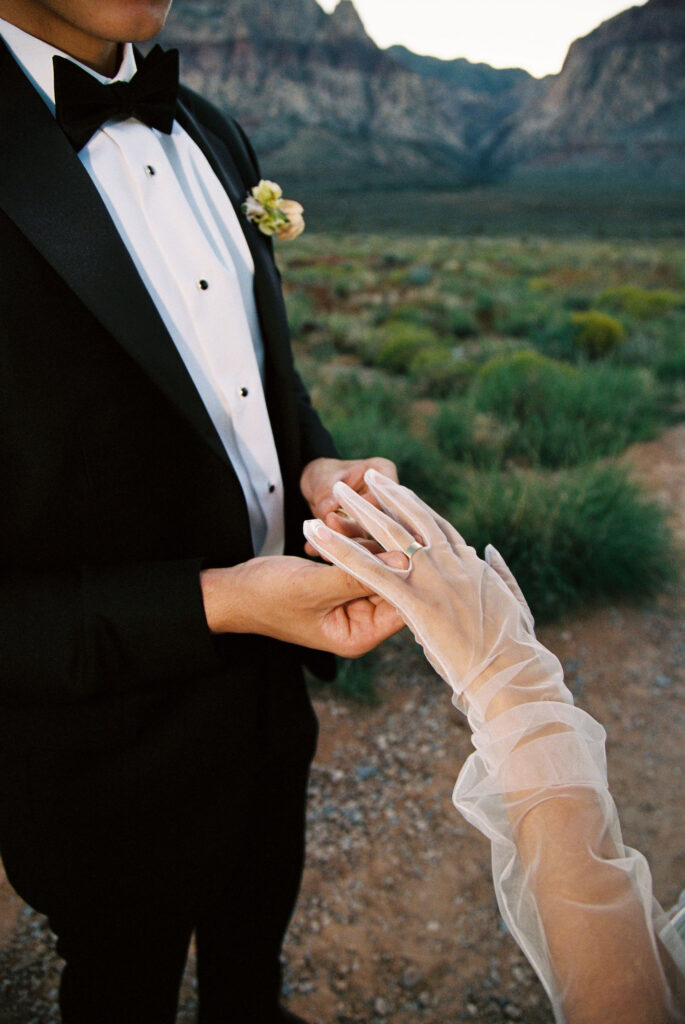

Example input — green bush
[456,464,676,622]
[375,323,441,374]
[409,349,476,398]
[406,264,435,287]
[596,285,683,318]
[285,290,317,338]
[571,310,626,359]
[475,290,496,329]
[436,352,660,468]
[330,653,380,703]
[315,371,406,424]
[322,312,378,357]
[315,374,455,507]
[447,306,479,339]
[474,350,576,418]
[382,303,436,329]
[433,403,506,468]
[656,347,685,380]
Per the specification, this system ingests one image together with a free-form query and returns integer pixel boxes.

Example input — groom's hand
[300,456,398,556]
[200,556,404,656]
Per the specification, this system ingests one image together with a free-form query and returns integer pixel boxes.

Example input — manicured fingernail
[332,480,353,500]
[305,520,332,541]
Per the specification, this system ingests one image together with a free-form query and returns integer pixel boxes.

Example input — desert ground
[1,424,684,1023]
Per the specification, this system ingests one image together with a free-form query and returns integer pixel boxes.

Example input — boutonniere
[242,179,305,241]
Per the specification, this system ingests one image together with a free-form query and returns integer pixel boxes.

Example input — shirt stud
[268,484,276,494]
[145,164,156,177]
[240,386,249,397]
[197,279,209,291]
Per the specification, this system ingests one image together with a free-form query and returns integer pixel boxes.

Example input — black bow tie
[53,45,179,152]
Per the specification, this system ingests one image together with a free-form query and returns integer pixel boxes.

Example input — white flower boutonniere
[242,179,305,241]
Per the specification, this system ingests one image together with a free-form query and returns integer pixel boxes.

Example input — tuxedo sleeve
[0,559,223,705]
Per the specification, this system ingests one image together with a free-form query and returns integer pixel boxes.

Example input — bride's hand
[303,469,560,723]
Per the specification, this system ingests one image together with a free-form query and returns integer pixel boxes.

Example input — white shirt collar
[0,16,138,116]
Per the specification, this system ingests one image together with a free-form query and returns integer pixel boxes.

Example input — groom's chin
[101,0,174,41]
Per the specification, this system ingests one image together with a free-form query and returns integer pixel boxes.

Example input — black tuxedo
[0,37,335,1023]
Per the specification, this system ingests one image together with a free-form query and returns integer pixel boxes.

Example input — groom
[0,1,401,1021]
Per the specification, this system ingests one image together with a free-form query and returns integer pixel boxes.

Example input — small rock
[401,967,423,990]
[374,996,390,1015]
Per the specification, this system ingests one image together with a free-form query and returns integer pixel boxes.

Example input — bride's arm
[304,470,684,1024]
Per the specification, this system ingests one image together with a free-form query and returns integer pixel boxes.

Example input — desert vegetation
[279,235,685,696]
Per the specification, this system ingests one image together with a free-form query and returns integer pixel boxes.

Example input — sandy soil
[1,424,684,1023]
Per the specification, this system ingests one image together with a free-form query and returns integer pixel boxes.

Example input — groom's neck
[0,1,172,75]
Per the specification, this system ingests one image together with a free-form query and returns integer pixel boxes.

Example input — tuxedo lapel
[0,38,234,473]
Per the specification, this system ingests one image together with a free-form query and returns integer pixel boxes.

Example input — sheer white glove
[304,470,684,1024]
[304,468,568,732]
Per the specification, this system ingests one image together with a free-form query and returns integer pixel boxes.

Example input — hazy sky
[316,0,647,78]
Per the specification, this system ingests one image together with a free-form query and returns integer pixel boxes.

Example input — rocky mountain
[489,0,685,177]
[159,0,685,189]
[159,0,530,187]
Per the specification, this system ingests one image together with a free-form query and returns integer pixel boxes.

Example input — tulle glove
[304,467,569,732]
[303,470,685,1024]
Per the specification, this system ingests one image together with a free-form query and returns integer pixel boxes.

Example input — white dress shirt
[0,18,285,557]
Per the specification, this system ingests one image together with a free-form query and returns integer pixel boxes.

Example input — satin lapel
[0,38,233,472]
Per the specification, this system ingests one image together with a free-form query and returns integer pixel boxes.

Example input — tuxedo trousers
[0,649,318,1023]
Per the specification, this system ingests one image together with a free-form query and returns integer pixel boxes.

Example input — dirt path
[1,425,684,1023]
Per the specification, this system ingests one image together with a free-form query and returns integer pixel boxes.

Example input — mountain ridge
[160,0,685,188]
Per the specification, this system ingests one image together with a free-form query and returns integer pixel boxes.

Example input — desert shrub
[334,415,453,508]
[375,323,442,374]
[315,371,405,424]
[474,350,576,419]
[533,310,579,361]
[446,306,479,338]
[596,285,683,318]
[406,263,435,287]
[655,347,685,380]
[528,277,555,294]
[409,349,476,398]
[456,464,676,622]
[571,310,626,359]
[322,312,377,356]
[315,374,454,507]
[436,352,660,468]
[329,653,380,703]
[434,405,515,469]
[497,304,548,340]
[475,290,496,329]
[285,290,317,338]
[384,303,434,327]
